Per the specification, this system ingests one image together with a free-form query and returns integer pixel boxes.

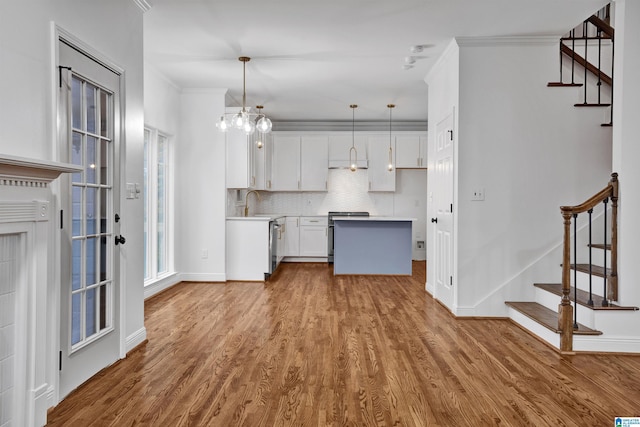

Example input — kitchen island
[333,216,414,275]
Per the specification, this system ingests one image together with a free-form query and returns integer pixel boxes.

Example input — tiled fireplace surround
[0,156,78,427]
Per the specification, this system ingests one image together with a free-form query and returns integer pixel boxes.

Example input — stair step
[506,301,602,335]
[534,283,638,310]
[570,263,610,278]
[589,243,611,250]
[547,82,583,87]
[573,103,612,107]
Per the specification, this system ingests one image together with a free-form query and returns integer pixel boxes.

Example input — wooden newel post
[609,172,618,302]
[559,209,574,353]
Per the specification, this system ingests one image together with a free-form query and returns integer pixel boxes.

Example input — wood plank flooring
[47,261,640,426]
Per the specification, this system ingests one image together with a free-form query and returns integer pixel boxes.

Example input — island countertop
[332,216,416,222]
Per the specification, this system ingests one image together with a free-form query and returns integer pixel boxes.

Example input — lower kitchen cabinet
[284,216,300,256]
[299,217,328,257]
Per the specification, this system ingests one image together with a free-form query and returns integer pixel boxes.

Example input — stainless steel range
[327,211,369,263]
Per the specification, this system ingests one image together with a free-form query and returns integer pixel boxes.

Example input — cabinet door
[225,128,249,188]
[271,135,301,191]
[250,132,270,190]
[419,135,427,168]
[299,226,328,256]
[395,135,421,168]
[367,136,395,191]
[284,217,300,256]
[300,136,328,191]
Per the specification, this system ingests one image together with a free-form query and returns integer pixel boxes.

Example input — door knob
[115,235,126,245]
[431,218,438,223]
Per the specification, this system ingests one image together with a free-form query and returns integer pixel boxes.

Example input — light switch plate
[471,188,485,201]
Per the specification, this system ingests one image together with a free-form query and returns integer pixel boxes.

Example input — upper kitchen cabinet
[367,136,396,191]
[225,127,250,189]
[249,131,271,190]
[300,136,328,191]
[270,133,328,191]
[271,134,301,191]
[328,133,368,169]
[395,134,427,168]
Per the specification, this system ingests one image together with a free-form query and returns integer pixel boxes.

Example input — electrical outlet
[417,240,425,249]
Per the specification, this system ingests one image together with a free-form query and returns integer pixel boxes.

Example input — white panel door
[58,40,122,399]
[432,111,455,310]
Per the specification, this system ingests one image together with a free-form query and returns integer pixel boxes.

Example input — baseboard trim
[178,272,226,283]
[144,272,180,299]
[126,327,147,353]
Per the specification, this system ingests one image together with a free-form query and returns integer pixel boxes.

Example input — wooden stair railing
[559,172,618,353]
[547,4,615,126]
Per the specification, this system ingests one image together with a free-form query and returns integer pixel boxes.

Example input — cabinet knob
[431,218,438,223]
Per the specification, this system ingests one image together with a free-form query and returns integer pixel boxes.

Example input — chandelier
[215,57,272,135]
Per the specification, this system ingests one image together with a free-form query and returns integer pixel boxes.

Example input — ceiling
[143,0,609,124]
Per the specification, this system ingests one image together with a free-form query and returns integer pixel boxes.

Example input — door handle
[431,218,438,223]
[115,235,126,245]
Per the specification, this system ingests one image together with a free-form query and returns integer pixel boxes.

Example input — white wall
[0,0,146,414]
[426,37,613,316]
[456,37,612,315]
[612,0,640,306]
[176,90,228,281]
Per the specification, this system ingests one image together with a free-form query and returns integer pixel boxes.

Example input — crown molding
[456,35,559,47]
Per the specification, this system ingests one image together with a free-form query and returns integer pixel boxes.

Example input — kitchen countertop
[332,216,416,222]
[226,216,274,221]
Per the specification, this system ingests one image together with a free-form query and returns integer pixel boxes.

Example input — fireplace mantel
[0,154,81,186]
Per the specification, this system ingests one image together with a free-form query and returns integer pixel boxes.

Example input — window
[144,127,172,283]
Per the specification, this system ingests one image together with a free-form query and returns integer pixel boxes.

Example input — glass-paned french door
[69,74,113,348]
[144,128,169,282]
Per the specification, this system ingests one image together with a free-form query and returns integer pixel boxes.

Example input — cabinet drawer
[300,217,328,226]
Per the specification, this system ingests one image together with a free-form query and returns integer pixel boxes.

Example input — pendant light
[387,104,395,171]
[349,104,358,172]
[255,105,266,149]
[215,57,272,136]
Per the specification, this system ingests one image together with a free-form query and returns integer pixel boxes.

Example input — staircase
[506,174,639,353]
[547,4,614,126]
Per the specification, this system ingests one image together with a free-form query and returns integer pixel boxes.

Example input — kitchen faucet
[244,190,261,217]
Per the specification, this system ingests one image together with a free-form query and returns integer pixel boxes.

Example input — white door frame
[51,25,127,405]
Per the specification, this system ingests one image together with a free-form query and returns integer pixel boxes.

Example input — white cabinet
[270,135,301,191]
[299,217,328,257]
[300,136,328,191]
[270,134,328,191]
[284,216,300,256]
[395,134,427,168]
[367,136,396,191]
[248,132,271,190]
[226,219,270,280]
[225,127,250,188]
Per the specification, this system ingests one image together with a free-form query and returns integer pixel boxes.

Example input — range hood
[328,159,368,169]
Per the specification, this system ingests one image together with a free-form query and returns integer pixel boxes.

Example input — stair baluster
[559,172,618,352]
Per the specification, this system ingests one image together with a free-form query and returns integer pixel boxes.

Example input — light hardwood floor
[47,261,640,426]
